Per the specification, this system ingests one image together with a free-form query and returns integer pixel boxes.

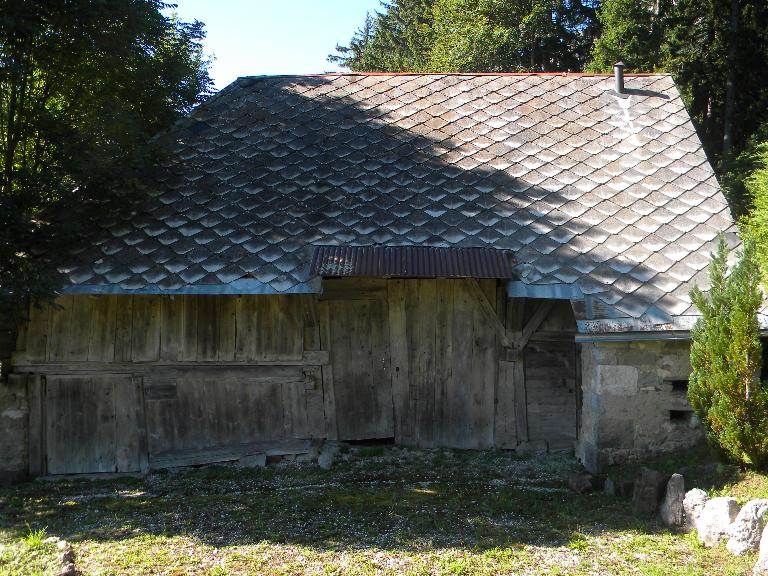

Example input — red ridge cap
[241,71,665,79]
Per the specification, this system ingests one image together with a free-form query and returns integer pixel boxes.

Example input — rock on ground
[568,474,596,494]
[698,496,740,547]
[755,526,768,574]
[683,488,709,531]
[238,453,267,468]
[660,473,685,526]
[318,441,340,470]
[727,499,768,555]
[631,468,669,515]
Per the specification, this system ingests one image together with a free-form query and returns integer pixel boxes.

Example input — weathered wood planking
[525,341,578,449]
[45,374,143,474]
[386,279,498,449]
[18,294,311,365]
[326,288,394,440]
[15,284,581,474]
[143,366,321,457]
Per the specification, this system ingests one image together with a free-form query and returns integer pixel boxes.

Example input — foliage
[328,0,435,71]
[0,0,212,307]
[428,0,599,72]
[689,236,768,467]
[742,143,768,284]
[588,0,670,72]
[330,0,600,73]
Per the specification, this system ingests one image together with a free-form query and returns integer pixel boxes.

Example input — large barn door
[389,279,498,449]
[320,279,394,440]
[44,374,147,474]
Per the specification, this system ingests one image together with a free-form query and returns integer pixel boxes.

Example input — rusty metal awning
[311,246,517,279]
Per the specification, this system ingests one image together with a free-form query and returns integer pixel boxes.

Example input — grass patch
[0,448,764,575]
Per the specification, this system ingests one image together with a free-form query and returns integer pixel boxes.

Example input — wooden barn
[0,70,736,478]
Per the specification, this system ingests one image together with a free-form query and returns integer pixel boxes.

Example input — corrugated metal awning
[311,246,517,279]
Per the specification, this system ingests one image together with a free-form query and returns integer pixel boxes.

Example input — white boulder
[697,496,740,547]
[683,488,709,531]
[727,499,768,555]
[754,525,768,574]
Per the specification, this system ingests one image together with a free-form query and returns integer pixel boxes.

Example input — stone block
[660,473,685,526]
[727,499,768,555]
[632,467,669,515]
[698,497,739,547]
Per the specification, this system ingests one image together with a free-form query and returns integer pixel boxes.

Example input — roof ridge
[237,71,669,80]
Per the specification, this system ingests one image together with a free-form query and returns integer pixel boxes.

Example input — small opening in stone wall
[667,379,689,392]
[669,410,692,422]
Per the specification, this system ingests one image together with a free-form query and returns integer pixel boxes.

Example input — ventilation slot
[667,379,689,392]
[669,410,692,423]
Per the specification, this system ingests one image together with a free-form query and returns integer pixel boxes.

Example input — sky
[167,0,384,90]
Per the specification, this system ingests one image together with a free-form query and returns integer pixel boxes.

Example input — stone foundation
[0,374,29,483]
[577,340,703,473]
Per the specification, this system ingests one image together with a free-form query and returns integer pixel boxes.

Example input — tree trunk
[722,0,739,161]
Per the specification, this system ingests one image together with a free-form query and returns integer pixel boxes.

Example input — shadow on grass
[0,450,694,554]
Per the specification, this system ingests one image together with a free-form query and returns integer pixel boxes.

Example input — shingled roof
[61,73,737,333]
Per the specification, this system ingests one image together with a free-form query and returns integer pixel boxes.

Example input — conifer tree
[689,236,768,467]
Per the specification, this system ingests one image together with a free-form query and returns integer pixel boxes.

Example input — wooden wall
[15,294,311,365]
[13,284,579,475]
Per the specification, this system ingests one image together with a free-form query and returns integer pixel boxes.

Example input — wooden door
[322,292,394,441]
[389,279,498,449]
[45,374,146,474]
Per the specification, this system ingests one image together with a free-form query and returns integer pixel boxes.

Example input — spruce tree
[689,236,768,467]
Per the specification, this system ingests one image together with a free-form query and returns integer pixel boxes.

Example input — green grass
[0,448,762,575]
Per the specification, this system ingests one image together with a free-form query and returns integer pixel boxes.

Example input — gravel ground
[0,447,757,575]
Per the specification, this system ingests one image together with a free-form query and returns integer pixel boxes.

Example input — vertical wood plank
[27,374,44,476]
[369,296,394,438]
[472,282,497,449]
[434,280,453,446]
[160,296,183,361]
[66,297,92,361]
[181,295,198,361]
[318,300,337,440]
[114,375,147,472]
[275,296,300,361]
[24,301,51,362]
[131,296,161,362]
[302,295,321,351]
[508,298,529,443]
[258,297,277,360]
[388,279,410,445]
[88,295,117,362]
[114,296,134,362]
[448,280,474,448]
[217,297,237,361]
[415,280,436,447]
[47,296,73,362]
[234,296,256,361]
[196,296,218,361]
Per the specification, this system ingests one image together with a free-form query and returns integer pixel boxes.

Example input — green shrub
[689,236,768,467]
[743,143,768,283]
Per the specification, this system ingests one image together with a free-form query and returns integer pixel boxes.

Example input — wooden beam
[26,374,45,476]
[518,300,555,349]
[466,280,512,349]
[506,298,528,443]
[12,351,330,373]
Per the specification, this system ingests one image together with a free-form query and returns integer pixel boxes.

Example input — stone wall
[0,374,29,483]
[577,340,703,473]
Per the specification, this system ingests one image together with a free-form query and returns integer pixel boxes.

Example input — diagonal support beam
[466,279,512,349]
[518,300,555,349]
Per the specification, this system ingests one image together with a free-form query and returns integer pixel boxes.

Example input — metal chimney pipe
[614,62,625,94]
